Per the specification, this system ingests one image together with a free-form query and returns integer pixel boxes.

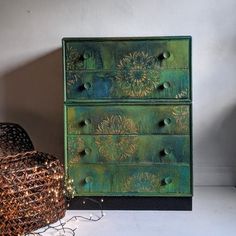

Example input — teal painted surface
[68,164,191,196]
[63,38,190,100]
[67,104,190,135]
[63,36,192,197]
[65,39,189,70]
[66,69,190,100]
[67,135,190,164]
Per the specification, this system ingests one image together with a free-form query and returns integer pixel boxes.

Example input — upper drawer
[66,104,190,135]
[65,69,190,100]
[63,37,191,100]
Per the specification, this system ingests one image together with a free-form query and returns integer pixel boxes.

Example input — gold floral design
[175,89,188,99]
[115,52,160,97]
[68,136,85,164]
[66,46,83,70]
[123,172,160,192]
[66,72,81,97]
[95,115,138,161]
[172,106,189,132]
[96,115,138,135]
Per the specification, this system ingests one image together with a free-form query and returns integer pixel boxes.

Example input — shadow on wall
[0,49,64,162]
[195,105,236,185]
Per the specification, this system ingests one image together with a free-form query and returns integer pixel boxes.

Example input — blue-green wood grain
[68,164,191,196]
[64,38,190,100]
[67,135,190,164]
[67,104,190,135]
[63,36,192,197]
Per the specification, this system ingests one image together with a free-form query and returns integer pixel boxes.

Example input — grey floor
[42,187,236,236]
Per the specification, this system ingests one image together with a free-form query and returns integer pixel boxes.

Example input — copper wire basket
[0,123,66,235]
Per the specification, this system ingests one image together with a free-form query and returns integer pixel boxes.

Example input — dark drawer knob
[85,176,93,183]
[80,119,91,127]
[83,82,91,90]
[84,119,91,125]
[159,118,171,127]
[80,148,91,156]
[160,82,171,90]
[162,177,172,185]
[160,148,172,157]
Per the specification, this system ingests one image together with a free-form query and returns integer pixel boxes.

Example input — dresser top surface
[62,36,192,42]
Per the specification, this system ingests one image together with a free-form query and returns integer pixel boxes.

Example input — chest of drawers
[63,37,192,210]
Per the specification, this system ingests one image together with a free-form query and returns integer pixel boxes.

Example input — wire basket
[0,151,66,235]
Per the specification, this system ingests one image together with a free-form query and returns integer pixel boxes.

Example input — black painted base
[68,196,192,211]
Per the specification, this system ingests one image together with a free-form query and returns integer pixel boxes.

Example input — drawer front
[64,38,191,100]
[64,38,190,70]
[68,164,191,196]
[67,135,190,164]
[67,105,190,135]
[66,69,189,100]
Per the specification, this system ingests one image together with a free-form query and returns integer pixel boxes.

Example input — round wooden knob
[163,51,170,59]
[163,82,170,89]
[83,82,91,90]
[79,119,91,127]
[84,119,91,125]
[83,52,90,59]
[163,118,171,126]
[163,177,172,185]
[163,148,171,155]
[84,148,91,155]
[85,176,93,183]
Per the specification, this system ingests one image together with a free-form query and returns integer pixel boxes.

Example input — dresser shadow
[0,49,64,162]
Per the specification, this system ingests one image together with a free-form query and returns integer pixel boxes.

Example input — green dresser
[63,37,192,210]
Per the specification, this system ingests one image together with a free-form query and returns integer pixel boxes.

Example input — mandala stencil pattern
[66,46,83,70]
[68,136,85,164]
[172,106,189,132]
[95,115,138,161]
[115,52,160,97]
[175,89,188,99]
[66,73,81,98]
[123,172,161,192]
[96,115,138,134]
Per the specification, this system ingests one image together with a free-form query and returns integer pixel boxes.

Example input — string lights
[28,197,105,236]
[0,151,105,235]
[0,123,104,235]
[0,151,66,235]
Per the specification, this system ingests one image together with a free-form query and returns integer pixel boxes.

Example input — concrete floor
[41,187,236,236]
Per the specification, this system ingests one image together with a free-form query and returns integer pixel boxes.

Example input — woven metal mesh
[0,124,66,235]
[0,123,34,156]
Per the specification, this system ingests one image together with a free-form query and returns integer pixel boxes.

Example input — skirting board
[68,196,192,211]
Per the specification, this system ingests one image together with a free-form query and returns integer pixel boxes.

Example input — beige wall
[0,0,236,185]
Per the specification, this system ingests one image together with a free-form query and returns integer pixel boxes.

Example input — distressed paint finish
[65,39,189,71]
[66,69,189,100]
[67,104,190,135]
[63,36,192,198]
[64,38,190,100]
[67,135,190,164]
[68,164,191,196]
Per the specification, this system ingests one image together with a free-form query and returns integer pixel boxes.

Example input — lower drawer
[67,135,190,164]
[68,164,191,196]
